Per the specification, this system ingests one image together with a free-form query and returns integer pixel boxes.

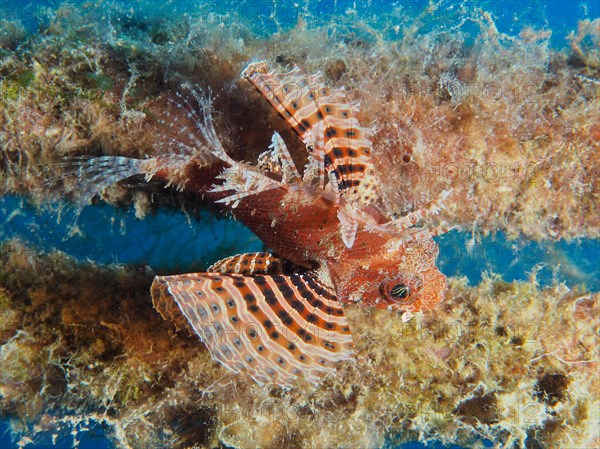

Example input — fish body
[70,62,450,387]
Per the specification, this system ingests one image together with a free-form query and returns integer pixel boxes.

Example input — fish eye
[380,281,414,305]
[390,283,410,299]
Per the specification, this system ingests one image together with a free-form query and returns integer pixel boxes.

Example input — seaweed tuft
[1,243,597,448]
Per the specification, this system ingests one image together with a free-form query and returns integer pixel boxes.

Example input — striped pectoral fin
[150,271,354,388]
[322,122,374,194]
[241,62,375,196]
[207,252,296,276]
[151,276,195,333]
[242,62,312,141]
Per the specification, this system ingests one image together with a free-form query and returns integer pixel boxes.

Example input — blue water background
[1,0,599,448]
[0,196,263,273]
[3,0,599,48]
[0,416,482,449]
[2,195,599,290]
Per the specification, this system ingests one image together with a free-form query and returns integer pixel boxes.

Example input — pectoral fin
[151,270,354,388]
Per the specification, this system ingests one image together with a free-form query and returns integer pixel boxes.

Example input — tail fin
[56,89,229,220]
[62,156,143,207]
[56,155,143,224]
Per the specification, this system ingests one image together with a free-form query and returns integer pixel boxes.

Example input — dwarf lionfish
[69,62,450,388]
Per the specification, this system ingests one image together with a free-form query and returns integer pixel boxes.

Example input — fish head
[335,238,447,313]
[369,264,447,313]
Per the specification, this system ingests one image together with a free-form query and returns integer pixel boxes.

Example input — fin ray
[151,272,354,388]
[207,252,297,276]
[242,61,375,196]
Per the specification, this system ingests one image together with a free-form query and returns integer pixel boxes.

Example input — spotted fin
[207,252,297,276]
[151,271,354,388]
[151,275,194,333]
[242,61,374,194]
